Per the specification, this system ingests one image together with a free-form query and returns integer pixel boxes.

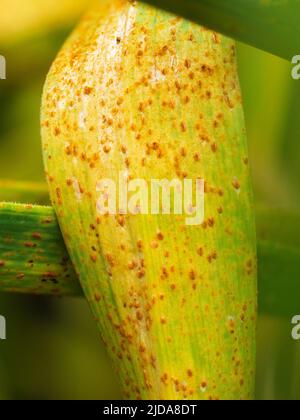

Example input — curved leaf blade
[145,0,300,60]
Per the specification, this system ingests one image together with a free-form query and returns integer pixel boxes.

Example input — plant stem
[145,0,299,60]
[0,202,297,317]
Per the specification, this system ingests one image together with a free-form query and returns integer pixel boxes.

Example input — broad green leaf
[41,1,257,400]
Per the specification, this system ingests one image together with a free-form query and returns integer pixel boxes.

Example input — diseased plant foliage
[41,1,256,400]
[0,0,299,402]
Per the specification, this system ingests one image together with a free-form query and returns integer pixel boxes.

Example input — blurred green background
[0,0,299,400]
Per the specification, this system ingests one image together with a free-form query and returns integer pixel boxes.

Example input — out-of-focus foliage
[0,180,49,204]
[238,44,297,208]
[0,0,90,45]
[238,43,300,400]
[0,0,91,184]
[0,0,300,400]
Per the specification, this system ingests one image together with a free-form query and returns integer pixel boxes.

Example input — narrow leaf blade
[0,202,80,296]
[145,0,299,60]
